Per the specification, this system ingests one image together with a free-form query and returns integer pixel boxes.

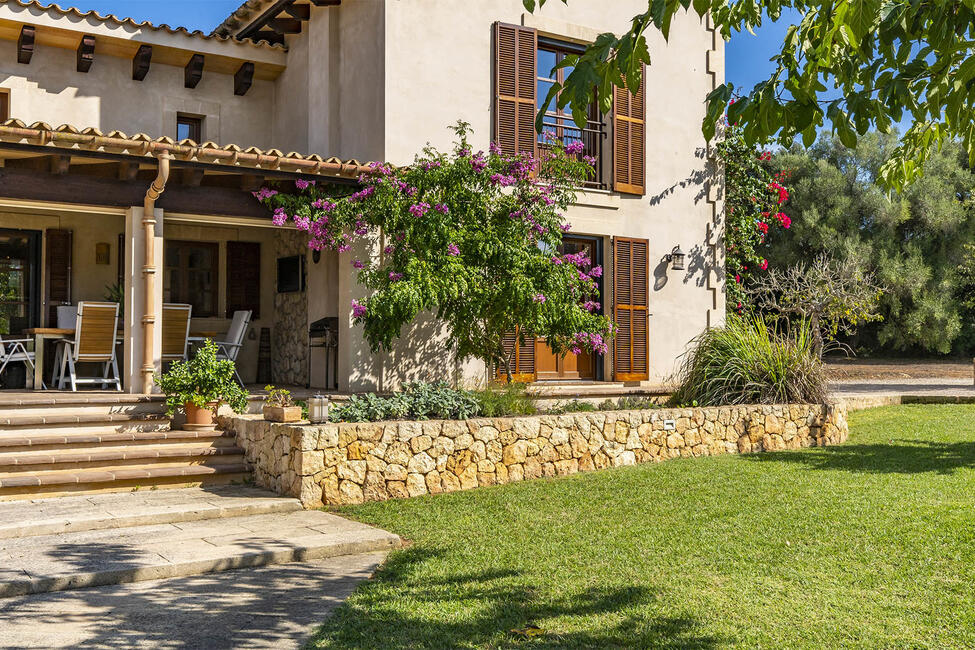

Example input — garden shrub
[669,315,829,406]
[474,382,537,417]
[330,381,480,422]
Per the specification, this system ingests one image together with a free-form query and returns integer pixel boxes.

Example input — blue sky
[69,1,786,91]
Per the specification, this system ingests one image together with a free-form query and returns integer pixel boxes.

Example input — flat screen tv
[276,255,305,293]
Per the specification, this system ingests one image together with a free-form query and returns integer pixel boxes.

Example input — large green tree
[527,0,975,189]
[768,132,975,354]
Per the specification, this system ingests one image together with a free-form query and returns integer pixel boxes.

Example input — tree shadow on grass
[309,546,726,649]
[745,439,975,475]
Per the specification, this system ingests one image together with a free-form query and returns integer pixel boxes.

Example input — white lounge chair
[0,335,39,389]
[190,309,251,386]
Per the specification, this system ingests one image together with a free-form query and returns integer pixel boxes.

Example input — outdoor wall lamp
[665,245,686,271]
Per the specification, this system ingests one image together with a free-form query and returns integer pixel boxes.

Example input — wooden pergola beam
[17,25,34,65]
[76,34,95,73]
[132,44,152,81]
[268,18,303,34]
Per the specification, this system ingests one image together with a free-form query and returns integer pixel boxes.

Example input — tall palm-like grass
[670,315,830,406]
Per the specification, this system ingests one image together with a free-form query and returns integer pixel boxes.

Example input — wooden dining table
[23,328,73,391]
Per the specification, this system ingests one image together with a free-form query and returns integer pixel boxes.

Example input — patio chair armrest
[215,341,243,350]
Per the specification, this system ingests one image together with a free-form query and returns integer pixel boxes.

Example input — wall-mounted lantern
[665,245,685,271]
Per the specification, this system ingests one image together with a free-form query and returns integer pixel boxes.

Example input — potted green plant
[154,339,249,430]
[262,385,303,423]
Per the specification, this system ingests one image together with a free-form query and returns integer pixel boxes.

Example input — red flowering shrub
[718,120,793,310]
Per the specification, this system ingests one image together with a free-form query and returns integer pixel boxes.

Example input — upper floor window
[536,40,606,189]
[0,90,10,123]
[176,114,203,143]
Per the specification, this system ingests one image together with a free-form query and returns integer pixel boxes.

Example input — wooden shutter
[45,229,72,326]
[494,22,537,157]
[612,66,646,195]
[613,237,649,381]
[498,329,535,383]
[226,241,260,318]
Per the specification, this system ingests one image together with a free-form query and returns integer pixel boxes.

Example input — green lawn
[309,405,975,649]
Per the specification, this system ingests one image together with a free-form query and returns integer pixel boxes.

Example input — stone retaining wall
[221,403,848,508]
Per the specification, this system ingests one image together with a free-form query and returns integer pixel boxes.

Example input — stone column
[123,207,164,394]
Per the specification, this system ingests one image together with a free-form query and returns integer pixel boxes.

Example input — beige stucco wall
[0,39,276,147]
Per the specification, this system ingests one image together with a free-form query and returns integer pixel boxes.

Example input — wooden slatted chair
[57,301,121,391]
[161,303,193,363]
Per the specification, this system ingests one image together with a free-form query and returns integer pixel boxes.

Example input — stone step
[0,508,401,597]
[0,462,249,498]
[0,429,227,452]
[0,486,302,539]
[0,401,166,420]
[0,442,244,474]
[0,412,171,435]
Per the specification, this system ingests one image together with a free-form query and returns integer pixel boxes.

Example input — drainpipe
[141,153,171,394]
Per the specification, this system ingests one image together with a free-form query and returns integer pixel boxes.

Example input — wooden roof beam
[76,34,95,73]
[17,25,34,65]
[309,0,341,5]
[184,53,204,88]
[281,4,311,20]
[132,44,152,81]
[234,62,255,96]
[268,18,303,34]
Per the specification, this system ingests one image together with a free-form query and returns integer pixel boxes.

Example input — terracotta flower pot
[184,401,219,431]
[263,405,303,423]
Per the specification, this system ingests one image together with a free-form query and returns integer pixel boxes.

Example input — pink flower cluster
[533,293,546,304]
[565,141,585,155]
[447,243,460,256]
[408,202,430,218]
[351,299,367,318]
[572,331,608,355]
[252,187,278,201]
[295,179,316,190]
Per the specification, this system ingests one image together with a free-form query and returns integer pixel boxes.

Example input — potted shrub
[262,385,303,423]
[155,339,249,430]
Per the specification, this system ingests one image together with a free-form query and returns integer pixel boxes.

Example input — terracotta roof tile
[3,0,287,50]
[0,118,376,179]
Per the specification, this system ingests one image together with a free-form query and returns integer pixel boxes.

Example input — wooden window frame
[176,113,203,143]
[165,240,219,318]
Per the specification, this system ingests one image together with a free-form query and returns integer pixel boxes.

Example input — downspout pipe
[141,153,171,394]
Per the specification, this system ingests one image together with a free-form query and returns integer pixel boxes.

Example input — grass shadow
[308,546,725,649]
[745,438,975,475]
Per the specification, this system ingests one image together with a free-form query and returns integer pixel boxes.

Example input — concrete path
[831,377,975,409]
[0,551,386,649]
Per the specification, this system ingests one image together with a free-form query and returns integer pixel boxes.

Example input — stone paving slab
[0,551,386,649]
[831,378,975,410]
[0,508,399,598]
[0,486,301,539]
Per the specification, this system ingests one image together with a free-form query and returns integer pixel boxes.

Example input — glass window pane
[537,49,557,79]
[537,80,554,110]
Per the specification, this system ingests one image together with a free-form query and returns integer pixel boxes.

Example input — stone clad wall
[222,404,848,508]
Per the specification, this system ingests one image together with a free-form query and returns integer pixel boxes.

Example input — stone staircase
[0,394,249,500]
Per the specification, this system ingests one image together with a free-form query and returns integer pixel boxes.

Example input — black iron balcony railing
[538,110,607,190]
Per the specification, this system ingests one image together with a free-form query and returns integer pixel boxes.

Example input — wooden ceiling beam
[49,154,71,175]
[76,34,95,73]
[117,160,140,181]
[180,168,206,187]
[253,30,285,45]
[132,44,152,81]
[17,25,34,65]
[184,53,204,88]
[234,62,255,96]
[240,174,263,192]
[309,0,341,6]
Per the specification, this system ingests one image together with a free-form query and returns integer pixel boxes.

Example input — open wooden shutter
[494,22,537,157]
[613,237,649,381]
[226,241,261,318]
[45,229,72,326]
[498,329,535,383]
[612,67,646,195]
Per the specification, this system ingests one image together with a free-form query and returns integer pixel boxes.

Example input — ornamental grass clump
[669,315,829,407]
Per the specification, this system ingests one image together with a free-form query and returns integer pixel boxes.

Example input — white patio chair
[0,335,39,389]
[57,301,121,391]
[189,309,251,386]
[161,303,193,363]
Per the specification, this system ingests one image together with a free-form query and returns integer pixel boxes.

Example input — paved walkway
[0,551,386,649]
[831,377,975,409]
